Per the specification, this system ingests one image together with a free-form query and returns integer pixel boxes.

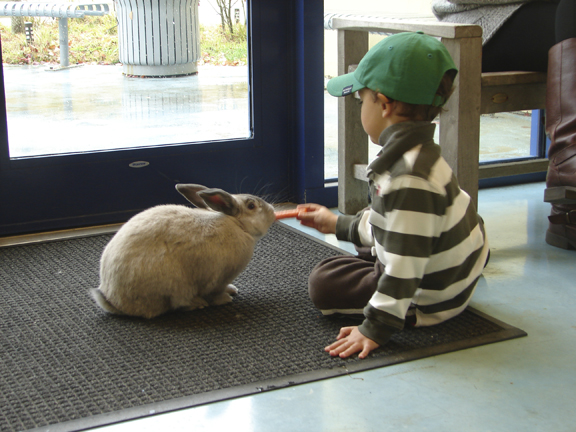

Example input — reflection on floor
[88,181,576,432]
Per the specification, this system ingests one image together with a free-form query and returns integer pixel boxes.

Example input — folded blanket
[431,0,529,44]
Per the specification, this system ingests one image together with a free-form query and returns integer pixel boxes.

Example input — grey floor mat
[0,223,526,432]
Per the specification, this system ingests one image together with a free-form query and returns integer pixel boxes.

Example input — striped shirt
[335,121,489,345]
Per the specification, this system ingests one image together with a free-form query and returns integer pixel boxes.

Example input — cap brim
[326,72,366,97]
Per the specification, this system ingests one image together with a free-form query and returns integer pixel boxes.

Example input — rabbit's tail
[91,287,125,315]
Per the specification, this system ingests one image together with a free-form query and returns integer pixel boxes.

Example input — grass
[0,13,247,66]
[198,23,248,66]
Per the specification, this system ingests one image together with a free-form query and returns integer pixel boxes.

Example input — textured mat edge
[28,306,527,432]
[8,222,527,432]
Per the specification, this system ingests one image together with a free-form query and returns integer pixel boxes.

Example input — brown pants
[308,247,385,314]
[309,225,488,322]
[308,250,420,327]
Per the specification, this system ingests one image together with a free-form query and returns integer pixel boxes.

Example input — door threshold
[0,224,124,248]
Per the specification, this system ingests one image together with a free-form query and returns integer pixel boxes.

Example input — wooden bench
[324,14,548,213]
[0,2,110,69]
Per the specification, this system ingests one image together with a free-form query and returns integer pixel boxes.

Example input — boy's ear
[377,93,392,105]
[377,93,395,117]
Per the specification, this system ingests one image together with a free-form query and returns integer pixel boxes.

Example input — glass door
[0,0,325,236]
[5,0,251,157]
[3,64,251,157]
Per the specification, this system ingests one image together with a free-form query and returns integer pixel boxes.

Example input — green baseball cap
[326,31,457,106]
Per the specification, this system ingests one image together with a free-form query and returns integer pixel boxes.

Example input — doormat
[0,223,526,432]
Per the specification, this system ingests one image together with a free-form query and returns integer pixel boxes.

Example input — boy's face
[358,88,388,144]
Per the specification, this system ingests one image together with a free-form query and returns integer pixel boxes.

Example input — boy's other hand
[296,204,338,234]
[325,326,379,359]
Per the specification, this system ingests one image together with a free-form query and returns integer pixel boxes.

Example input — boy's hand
[296,204,338,234]
[325,326,379,359]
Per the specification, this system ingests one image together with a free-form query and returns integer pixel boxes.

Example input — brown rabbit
[91,184,276,318]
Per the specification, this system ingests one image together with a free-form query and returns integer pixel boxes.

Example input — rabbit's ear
[176,184,210,208]
[198,189,239,216]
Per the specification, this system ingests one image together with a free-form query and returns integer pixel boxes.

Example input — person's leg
[544,0,576,250]
[308,255,384,315]
[482,1,557,72]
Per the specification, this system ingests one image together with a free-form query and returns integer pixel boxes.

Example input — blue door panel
[0,0,325,236]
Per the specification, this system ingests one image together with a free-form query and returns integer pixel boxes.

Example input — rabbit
[91,184,276,318]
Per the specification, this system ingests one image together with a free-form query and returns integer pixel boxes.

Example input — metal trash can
[115,0,200,77]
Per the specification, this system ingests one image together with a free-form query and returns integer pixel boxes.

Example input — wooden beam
[337,30,370,215]
[329,17,482,40]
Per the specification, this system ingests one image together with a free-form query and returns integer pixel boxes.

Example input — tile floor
[87,180,576,432]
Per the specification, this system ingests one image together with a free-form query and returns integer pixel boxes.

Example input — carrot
[274,208,308,220]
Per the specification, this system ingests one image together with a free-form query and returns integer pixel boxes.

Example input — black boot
[544,38,576,250]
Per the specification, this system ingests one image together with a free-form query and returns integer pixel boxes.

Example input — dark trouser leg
[308,255,384,315]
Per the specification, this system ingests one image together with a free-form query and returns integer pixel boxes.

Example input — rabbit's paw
[211,291,235,306]
[179,296,210,311]
[225,284,238,296]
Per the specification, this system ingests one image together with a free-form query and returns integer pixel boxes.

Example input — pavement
[4,64,250,157]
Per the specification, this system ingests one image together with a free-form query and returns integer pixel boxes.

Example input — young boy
[297,32,489,360]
